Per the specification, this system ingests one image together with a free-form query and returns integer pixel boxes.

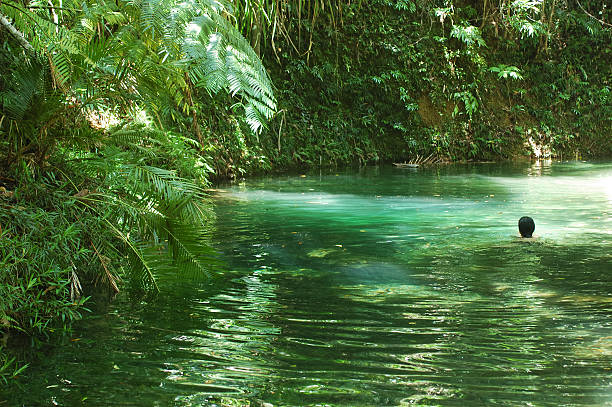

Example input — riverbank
[199,0,611,179]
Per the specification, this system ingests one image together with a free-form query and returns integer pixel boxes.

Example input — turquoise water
[4,161,612,406]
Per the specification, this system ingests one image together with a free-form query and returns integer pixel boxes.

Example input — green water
[5,161,612,406]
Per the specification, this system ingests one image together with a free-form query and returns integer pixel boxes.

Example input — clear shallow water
[5,161,612,406]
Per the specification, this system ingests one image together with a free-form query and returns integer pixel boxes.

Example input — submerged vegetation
[0,0,610,365]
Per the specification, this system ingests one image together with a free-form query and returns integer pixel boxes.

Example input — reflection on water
[5,161,612,406]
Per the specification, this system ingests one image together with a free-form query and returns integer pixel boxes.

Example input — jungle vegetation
[0,0,610,375]
[0,0,276,349]
[244,0,611,166]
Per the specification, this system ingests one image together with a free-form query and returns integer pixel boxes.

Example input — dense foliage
[0,0,274,346]
[240,0,610,166]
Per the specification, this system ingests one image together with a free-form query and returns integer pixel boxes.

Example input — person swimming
[518,216,535,238]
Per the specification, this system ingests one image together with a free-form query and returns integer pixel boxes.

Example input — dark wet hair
[518,216,535,238]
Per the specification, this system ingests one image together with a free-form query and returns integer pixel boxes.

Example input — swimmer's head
[518,216,535,238]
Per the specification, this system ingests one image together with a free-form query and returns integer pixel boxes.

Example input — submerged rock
[307,248,336,258]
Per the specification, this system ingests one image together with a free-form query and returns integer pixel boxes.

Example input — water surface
[5,161,612,406]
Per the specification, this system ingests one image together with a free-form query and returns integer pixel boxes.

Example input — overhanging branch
[576,0,612,28]
[0,12,34,53]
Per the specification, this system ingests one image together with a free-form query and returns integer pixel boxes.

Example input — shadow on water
[4,161,612,406]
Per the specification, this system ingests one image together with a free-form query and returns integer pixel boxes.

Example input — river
[5,161,612,406]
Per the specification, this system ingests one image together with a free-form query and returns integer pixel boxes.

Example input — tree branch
[23,5,83,12]
[576,0,612,28]
[0,12,34,53]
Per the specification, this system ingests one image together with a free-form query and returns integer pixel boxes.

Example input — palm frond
[183,8,276,132]
[164,218,220,279]
[108,162,218,288]
[0,59,43,120]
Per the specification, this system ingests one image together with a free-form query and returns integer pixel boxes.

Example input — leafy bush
[0,194,92,336]
[0,122,222,337]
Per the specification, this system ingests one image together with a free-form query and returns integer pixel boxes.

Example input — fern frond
[121,164,206,201]
[164,219,219,279]
[0,60,43,120]
[126,239,163,291]
[179,4,277,132]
